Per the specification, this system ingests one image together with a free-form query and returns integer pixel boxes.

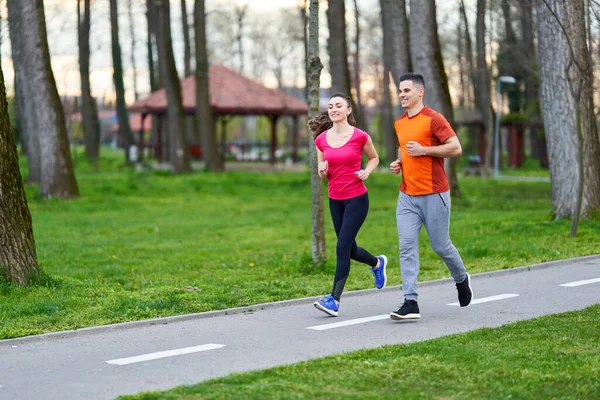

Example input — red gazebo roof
[128,64,308,116]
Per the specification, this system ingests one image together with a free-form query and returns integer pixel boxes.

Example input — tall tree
[154,0,192,173]
[536,0,600,228]
[8,0,79,199]
[7,0,40,184]
[78,0,101,169]
[409,0,460,197]
[351,0,363,117]
[110,0,135,164]
[475,0,493,173]
[127,0,139,100]
[380,0,410,86]
[307,0,326,264]
[234,3,248,73]
[181,0,192,77]
[0,57,39,286]
[498,0,522,112]
[195,0,223,171]
[327,0,364,128]
[380,0,410,163]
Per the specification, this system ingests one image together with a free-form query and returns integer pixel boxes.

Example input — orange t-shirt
[394,106,456,195]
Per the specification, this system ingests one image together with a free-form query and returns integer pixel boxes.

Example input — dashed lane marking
[447,293,519,306]
[106,344,225,365]
[560,277,600,287]
[306,315,389,331]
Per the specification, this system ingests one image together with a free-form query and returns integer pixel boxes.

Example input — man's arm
[389,148,402,174]
[406,136,462,158]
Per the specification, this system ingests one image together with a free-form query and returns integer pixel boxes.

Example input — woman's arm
[356,136,379,180]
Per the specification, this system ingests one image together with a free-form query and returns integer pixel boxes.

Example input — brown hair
[307,92,357,139]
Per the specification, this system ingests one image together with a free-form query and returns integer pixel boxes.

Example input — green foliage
[119,305,600,399]
[2,148,599,339]
[500,112,529,125]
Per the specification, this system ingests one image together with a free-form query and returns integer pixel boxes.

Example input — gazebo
[127,64,308,165]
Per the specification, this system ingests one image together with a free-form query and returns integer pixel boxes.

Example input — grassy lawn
[119,304,600,400]
[1,149,599,339]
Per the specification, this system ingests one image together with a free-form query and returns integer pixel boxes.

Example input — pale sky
[0,0,462,103]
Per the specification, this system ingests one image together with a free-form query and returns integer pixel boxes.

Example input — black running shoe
[456,273,473,307]
[390,300,420,320]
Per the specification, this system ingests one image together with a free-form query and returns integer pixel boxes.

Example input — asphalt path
[1,255,599,399]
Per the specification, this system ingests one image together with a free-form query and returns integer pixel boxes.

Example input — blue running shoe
[371,255,387,289]
[314,295,339,317]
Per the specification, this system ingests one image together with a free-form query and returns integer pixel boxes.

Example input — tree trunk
[536,0,600,220]
[7,0,41,184]
[308,0,326,264]
[195,0,223,172]
[499,0,522,113]
[0,58,39,286]
[154,0,191,173]
[110,0,135,164]
[11,0,79,199]
[380,0,410,86]
[475,0,493,174]
[380,0,410,163]
[127,0,139,100]
[78,0,100,169]
[351,0,363,119]
[326,0,364,128]
[181,0,192,77]
[409,0,460,197]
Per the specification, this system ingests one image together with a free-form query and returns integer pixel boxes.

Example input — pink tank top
[315,127,369,200]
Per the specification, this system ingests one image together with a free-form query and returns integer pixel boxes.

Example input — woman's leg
[330,193,372,301]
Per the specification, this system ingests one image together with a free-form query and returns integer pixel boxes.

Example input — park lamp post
[494,75,517,179]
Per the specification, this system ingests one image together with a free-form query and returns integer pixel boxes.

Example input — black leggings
[329,192,377,301]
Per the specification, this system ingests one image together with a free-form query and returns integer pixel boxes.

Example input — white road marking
[106,344,225,365]
[560,277,600,287]
[306,314,389,331]
[447,293,519,306]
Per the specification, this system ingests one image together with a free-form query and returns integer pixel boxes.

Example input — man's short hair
[399,72,425,89]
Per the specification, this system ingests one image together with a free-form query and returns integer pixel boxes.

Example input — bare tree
[154,0,191,173]
[78,0,100,169]
[327,0,364,128]
[0,58,39,286]
[7,0,40,184]
[537,0,600,231]
[127,0,139,100]
[110,0,135,164]
[181,0,192,77]
[351,0,363,116]
[380,0,410,163]
[234,2,248,73]
[475,0,493,174]
[409,0,460,197]
[195,0,222,172]
[307,0,326,264]
[380,0,410,85]
[8,0,79,199]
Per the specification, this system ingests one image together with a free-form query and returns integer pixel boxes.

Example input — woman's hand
[355,169,370,180]
[318,160,329,178]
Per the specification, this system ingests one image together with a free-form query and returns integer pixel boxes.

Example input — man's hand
[318,160,328,178]
[389,160,402,175]
[406,141,427,157]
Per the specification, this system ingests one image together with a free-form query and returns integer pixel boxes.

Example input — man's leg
[422,191,467,283]
[396,192,423,301]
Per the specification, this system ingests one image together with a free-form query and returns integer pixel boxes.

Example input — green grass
[1,148,598,339]
[119,304,600,400]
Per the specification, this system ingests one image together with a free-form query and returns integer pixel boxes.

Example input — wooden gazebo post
[291,115,299,164]
[269,115,279,165]
[138,113,147,162]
